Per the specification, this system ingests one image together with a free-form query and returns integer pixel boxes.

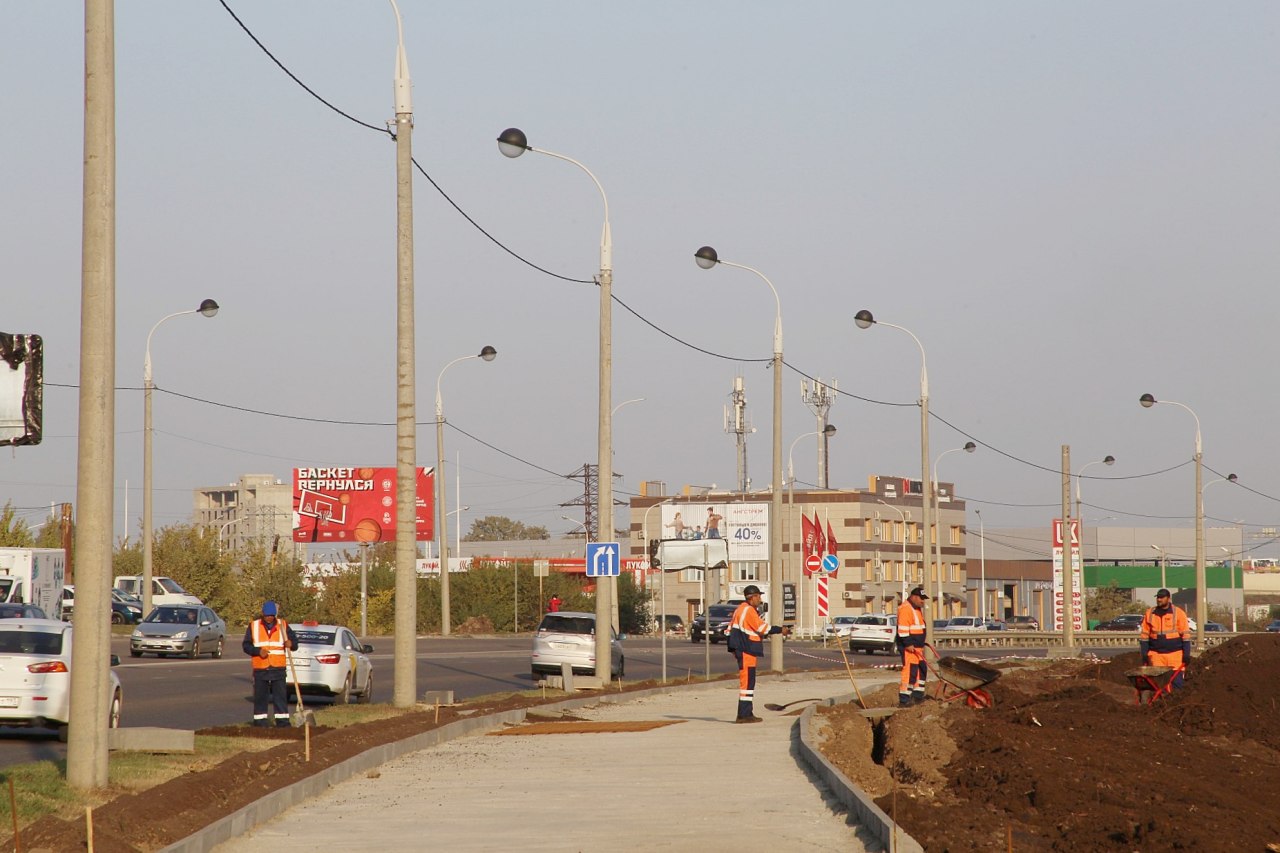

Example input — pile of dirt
[816,635,1280,851]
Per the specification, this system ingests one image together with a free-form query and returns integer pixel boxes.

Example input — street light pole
[976,509,986,621]
[790,425,836,634]
[500,127,614,678]
[932,441,976,620]
[143,298,218,617]
[1151,545,1167,590]
[1139,393,1205,648]
[390,0,418,708]
[855,310,935,641]
[696,247,785,672]
[435,346,496,636]
[642,498,675,682]
[877,499,909,608]
[1073,454,1114,629]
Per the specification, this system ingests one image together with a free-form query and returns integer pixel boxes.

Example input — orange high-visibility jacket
[1141,605,1189,654]
[896,602,926,648]
[249,618,291,670]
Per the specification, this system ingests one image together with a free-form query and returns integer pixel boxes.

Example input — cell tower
[801,378,837,488]
[724,376,754,492]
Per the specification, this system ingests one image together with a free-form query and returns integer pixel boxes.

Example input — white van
[112,576,202,609]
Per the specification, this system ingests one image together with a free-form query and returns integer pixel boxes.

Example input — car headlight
[131,628,142,637]
[128,606,141,615]
[172,631,189,640]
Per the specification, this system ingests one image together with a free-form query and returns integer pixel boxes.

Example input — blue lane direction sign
[586,542,621,577]
[821,554,839,573]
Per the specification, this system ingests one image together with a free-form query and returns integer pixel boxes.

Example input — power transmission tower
[724,376,754,492]
[802,378,837,488]
[562,464,626,538]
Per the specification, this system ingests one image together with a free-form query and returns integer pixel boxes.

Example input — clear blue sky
[3,2,1278,549]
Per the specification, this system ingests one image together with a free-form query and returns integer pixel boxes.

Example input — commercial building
[192,474,294,555]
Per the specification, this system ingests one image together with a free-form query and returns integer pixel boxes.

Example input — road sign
[586,542,620,577]
[532,559,550,578]
[821,554,839,573]
[805,554,822,574]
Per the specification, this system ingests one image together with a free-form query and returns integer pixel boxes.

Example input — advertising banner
[1051,519,1083,631]
[293,467,434,543]
[659,502,769,561]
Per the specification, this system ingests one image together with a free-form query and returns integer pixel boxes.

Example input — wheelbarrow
[925,646,1000,708]
[1124,665,1184,706]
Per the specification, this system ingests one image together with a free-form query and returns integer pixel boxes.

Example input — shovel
[284,644,315,727]
[764,698,821,712]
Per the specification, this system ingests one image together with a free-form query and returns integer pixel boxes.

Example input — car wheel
[531,667,542,681]
[212,637,224,659]
[111,611,123,625]
[358,671,373,704]
[108,690,122,729]
[129,649,142,658]
[335,674,352,705]
[188,639,200,660]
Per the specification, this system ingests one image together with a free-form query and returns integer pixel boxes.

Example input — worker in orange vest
[896,586,930,706]
[241,600,299,727]
[727,585,790,723]
[1140,588,1191,689]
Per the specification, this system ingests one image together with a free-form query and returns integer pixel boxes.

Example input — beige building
[628,474,968,633]
[193,474,294,555]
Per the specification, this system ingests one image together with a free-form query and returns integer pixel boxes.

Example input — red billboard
[293,467,434,543]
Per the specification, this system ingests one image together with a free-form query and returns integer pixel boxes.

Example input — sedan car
[0,618,121,742]
[59,586,144,624]
[1096,614,1145,631]
[531,611,624,679]
[0,604,48,619]
[690,603,738,644]
[1006,616,1040,631]
[1203,622,1227,633]
[129,605,226,659]
[847,613,898,655]
[1265,620,1280,633]
[939,616,987,631]
[287,622,373,704]
[824,616,859,640]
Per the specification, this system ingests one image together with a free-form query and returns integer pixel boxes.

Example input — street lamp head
[1227,473,1238,483]
[823,424,837,436]
[854,309,875,330]
[198,299,219,318]
[496,127,529,158]
[1103,455,1116,465]
[1139,393,1157,409]
[963,441,976,453]
[479,345,497,362]
[693,246,719,270]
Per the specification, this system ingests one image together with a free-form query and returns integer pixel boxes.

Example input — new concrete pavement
[211,671,895,853]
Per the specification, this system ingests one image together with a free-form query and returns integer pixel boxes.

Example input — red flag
[826,519,839,578]
[801,514,818,574]
[814,513,827,558]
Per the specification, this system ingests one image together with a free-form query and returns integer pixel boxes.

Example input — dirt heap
[817,635,1280,852]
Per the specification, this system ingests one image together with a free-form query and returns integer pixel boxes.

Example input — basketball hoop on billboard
[0,333,42,447]
[292,467,433,543]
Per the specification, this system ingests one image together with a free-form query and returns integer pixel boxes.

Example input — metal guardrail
[804,631,1236,650]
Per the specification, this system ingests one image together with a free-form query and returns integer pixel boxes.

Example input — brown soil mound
[817,635,1280,852]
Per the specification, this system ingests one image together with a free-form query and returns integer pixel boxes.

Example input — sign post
[1051,519,1083,632]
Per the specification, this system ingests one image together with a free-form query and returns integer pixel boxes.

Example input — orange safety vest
[250,618,290,669]
[730,601,771,641]
[1141,605,1189,653]
[896,601,926,648]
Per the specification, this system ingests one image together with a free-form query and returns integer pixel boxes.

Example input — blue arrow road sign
[821,554,839,573]
[586,542,621,577]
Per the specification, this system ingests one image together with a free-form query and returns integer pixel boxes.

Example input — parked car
[655,614,685,635]
[932,619,949,630]
[690,603,738,644]
[110,589,143,624]
[939,616,987,632]
[0,618,122,742]
[847,613,898,655]
[1006,615,1040,631]
[287,622,374,704]
[1096,614,1144,631]
[531,611,623,679]
[823,616,859,640]
[985,620,1008,631]
[1203,622,1227,633]
[129,605,226,659]
[1265,619,1280,633]
[0,604,48,619]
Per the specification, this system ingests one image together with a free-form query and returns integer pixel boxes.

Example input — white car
[847,614,898,654]
[0,618,122,741]
[823,616,859,639]
[286,622,374,704]
[939,616,987,631]
[531,611,624,680]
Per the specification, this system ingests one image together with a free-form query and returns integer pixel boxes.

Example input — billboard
[0,333,42,447]
[1051,519,1083,631]
[293,467,433,543]
[659,503,769,561]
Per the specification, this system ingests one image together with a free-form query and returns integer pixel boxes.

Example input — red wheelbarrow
[1125,665,1185,706]
[925,646,1000,708]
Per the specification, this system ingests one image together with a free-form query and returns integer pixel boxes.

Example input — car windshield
[707,605,737,619]
[295,630,336,645]
[111,590,140,604]
[146,607,198,624]
[157,578,190,595]
[538,615,595,635]
[832,617,856,625]
[0,629,63,655]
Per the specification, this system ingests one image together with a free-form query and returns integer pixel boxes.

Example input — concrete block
[560,663,574,692]
[108,727,195,753]
[421,689,455,705]
[570,676,603,690]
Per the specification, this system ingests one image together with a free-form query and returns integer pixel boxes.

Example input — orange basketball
[359,468,375,479]
[354,518,382,543]
[339,493,351,505]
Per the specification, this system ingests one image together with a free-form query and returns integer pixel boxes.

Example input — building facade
[192,474,294,555]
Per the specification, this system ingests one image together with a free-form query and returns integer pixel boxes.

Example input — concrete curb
[159,679,734,853]
[797,696,925,853]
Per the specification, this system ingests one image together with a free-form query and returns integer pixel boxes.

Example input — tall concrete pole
[390,0,418,707]
[1061,445,1076,650]
[67,0,115,790]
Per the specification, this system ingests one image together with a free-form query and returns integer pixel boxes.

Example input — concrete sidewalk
[212,671,893,853]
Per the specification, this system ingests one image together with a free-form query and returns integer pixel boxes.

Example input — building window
[863,559,874,582]
[950,525,961,545]
[734,561,760,582]
[681,568,703,584]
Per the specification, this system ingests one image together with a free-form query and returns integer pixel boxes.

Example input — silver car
[129,605,226,659]
[531,611,624,679]
[286,623,374,704]
[0,618,122,741]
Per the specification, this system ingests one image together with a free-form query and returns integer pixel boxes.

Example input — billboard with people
[292,467,433,543]
[659,502,769,561]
